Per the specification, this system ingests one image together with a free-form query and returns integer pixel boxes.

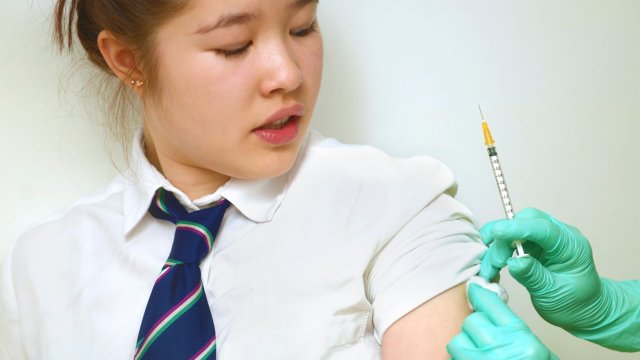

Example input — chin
[244,151,300,181]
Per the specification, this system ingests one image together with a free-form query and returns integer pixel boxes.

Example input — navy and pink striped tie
[135,188,230,360]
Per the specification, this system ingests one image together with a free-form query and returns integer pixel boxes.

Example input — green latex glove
[479,208,640,352]
[447,284,558,360]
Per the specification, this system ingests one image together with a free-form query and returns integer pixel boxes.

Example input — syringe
[479,106,527,257]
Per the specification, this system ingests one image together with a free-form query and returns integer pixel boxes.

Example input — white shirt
[1,130,485,359]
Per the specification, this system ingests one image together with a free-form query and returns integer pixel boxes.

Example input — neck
[144,135,230,201]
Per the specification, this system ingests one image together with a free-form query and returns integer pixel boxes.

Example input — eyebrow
[194,0,319,35]
[194,13,257,35]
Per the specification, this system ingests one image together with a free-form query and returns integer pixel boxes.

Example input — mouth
[256,115,299,131]
[252,104,305,145]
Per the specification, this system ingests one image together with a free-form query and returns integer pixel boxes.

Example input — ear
[97,30,143,89]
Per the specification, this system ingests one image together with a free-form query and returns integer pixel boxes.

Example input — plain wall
[2,1,639,358]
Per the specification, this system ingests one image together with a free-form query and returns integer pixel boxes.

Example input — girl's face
[144,0,323,190]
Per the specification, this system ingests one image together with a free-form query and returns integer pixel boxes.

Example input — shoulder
[12,176,128,263]
[281,131,464,235]
[295,130,458,200]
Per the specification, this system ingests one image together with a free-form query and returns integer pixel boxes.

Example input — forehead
[185,0,318,20]
[164,0,318,35]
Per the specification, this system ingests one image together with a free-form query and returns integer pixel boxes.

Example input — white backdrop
[2,1,639,358]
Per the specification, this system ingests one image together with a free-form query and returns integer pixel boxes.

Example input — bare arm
[381,283,470,359]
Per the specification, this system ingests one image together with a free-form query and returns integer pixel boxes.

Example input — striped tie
[135,188,230,360]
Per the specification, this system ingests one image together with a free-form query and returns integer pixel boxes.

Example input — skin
[100,0,324,200]
[97,0,470,356]
[383,284,471,359]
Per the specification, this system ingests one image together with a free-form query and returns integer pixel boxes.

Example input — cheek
[299,38,324,93]
[154,49,256,127]
[204,60,257,105]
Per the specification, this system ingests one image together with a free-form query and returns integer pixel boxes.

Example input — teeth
[263,116,291,130]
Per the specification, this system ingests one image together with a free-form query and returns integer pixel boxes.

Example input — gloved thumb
[507,256,555,294]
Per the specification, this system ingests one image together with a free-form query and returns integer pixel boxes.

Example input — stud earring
[129,79,144,88]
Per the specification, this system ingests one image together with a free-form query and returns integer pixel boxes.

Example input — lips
[253,104,305,145]
[258,116,296,130]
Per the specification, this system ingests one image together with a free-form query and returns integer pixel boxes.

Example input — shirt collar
[122,129,303,236]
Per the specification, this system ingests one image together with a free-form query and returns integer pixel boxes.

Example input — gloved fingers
[446,333,478,360]
[478,255,499,281]
[468,284,522,328]
[507,256,557,294]
[479,219,511,246]
[522,240,542,259]
[518,209,590,259]
[491,217,565,257]
[478,241,513,281]
[461,311,501,348]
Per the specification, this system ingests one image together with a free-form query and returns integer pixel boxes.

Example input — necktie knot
[149,188,230,265]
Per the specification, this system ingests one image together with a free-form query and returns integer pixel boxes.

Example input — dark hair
[53,0,189,148]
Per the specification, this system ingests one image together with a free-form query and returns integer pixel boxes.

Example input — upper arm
[381,283,470,360]
[366,194,484,343]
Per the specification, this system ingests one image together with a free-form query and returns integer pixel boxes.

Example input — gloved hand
[478,208,640,352]
[447,284,557,360]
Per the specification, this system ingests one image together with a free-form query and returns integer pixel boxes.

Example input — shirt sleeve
[365,192,486,343]
[0,240,27,360]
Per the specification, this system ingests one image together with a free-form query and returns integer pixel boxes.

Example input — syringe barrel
[488,147,515,220]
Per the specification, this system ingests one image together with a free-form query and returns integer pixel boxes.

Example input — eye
[291,20,319,37]
[214,41,252,58]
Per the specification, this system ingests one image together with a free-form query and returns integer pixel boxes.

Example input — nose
[258,40,304,96]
